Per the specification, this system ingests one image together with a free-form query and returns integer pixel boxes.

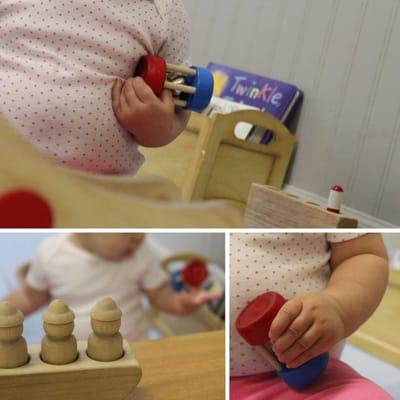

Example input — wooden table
[129,330,225,400]
[349,270,400,367]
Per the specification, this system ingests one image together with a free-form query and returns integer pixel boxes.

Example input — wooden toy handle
[166,63,196,77]
[164,81,196,95]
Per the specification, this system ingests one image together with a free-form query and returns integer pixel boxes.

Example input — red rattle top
[330,185,344,192]
[182,259,208,288]
[236,291,287,346]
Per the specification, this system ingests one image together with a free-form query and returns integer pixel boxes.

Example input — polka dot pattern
[230,233,364,377]
[0,0,191,174]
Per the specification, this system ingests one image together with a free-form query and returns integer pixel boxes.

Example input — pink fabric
[230,359,393,400]
[0,0,190,174]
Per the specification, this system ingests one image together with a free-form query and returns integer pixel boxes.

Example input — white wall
[183,0,400,226]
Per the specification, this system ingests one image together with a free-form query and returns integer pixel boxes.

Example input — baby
[230,233,393,400]
[3,233,220,340]
[0,0,191,174]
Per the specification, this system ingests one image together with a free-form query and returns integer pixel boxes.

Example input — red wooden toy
[236,291,329,390]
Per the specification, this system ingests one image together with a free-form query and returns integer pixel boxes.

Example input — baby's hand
[175,288,222,315]
[112,77,175,146]
[268,292,346,369]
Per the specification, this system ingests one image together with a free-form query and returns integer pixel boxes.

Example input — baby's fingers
[269,298,302,343]
[272,313,313,354]
[285,336,325,369]
[191,290,222,306]
[275,324,321,366]
[132,76,158,104]
[160,89,175,112]
[112,79,123,112]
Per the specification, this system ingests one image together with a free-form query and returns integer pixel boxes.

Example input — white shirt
[26,234,167,340]
[230,233,364,377]
[0,0,191,174]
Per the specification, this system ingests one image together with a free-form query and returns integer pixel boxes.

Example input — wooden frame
[140,110,297,205]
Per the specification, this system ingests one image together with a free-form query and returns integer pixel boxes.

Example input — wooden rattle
[134,55,214,112]
[236,291,329,390]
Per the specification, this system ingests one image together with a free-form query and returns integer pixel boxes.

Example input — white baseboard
[284,185,398,229]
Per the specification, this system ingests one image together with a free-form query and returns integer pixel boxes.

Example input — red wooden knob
[134,55,167,97]
[182,259,208,288]
[0,190,53,228]
[236,291,287,346]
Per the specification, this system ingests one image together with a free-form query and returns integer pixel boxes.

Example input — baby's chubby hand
[268,292,346,369]
[174,288,222,315]
[112,77,175,147]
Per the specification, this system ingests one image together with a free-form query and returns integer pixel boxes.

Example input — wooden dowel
[164,81,196,95]
[255,345,283,371]
[167,63,196,76]
[173,99,187,108]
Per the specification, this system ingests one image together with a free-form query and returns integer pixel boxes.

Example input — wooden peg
[255,345,283,371]
[41,300,78,365]
[87,298,124,362]
[0,301,29,368]
[173,98,188,108]
[166,63,196,77]
[164,81,196,95]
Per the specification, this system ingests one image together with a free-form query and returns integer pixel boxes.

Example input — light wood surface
[244,184,358,228]
[349,270,400,367]
[130,331,224,400]
[0,116,243,228]
[140,110,296,204]
[0,341,142,400]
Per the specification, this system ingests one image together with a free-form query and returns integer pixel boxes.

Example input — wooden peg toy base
[245,184,358,228]
[0,341,142,400]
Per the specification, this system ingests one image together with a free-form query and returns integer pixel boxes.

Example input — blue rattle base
[181,66,214,113]
[171,270,185,292]
[277,352,329,390]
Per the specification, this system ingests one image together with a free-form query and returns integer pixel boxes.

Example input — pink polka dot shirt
[0,0,190,174]
[230,233,364,377]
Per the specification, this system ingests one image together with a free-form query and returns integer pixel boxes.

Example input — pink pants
[230,359,393,400]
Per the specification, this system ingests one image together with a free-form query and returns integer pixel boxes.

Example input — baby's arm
[112,77,190,148]
[269,234,388,368]
[144,283,221,316]
[3,285,49,316]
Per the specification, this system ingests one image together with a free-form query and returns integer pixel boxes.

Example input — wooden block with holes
[244,184,358,228]
[0,299,142,400]
[0,341,142,400]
